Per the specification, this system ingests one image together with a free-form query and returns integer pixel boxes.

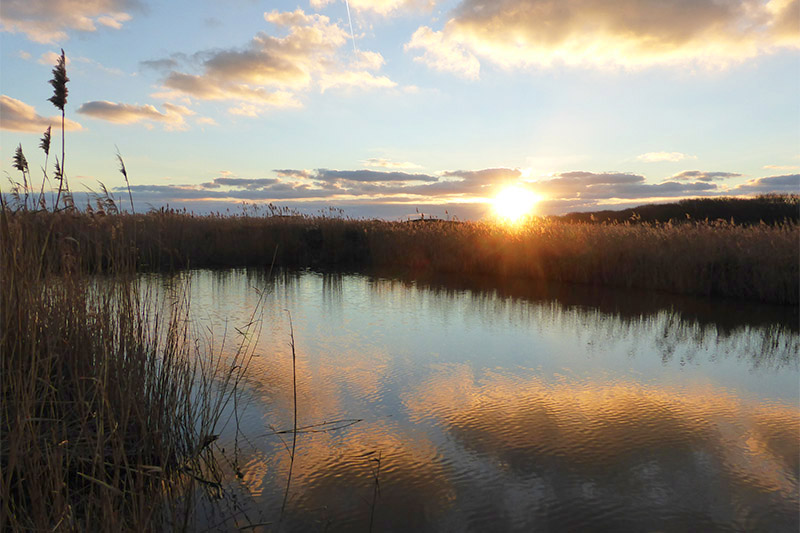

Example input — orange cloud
[0,0,136,43]
[0,95,83,132]
[407,0,800,76]
[403,366,799,496]
[76,100,195,130]
[152,9,397,115]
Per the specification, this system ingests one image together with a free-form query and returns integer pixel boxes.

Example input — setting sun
[491,186,540,224]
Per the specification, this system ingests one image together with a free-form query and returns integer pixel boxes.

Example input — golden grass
[73,207,793,305]
[2,202,795,304]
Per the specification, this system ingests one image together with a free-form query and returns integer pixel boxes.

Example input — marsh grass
[0,202,259,530]
[4,200,795,304]
[43,203,793,305]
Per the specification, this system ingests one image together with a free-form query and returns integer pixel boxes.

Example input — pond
[150,269,799,532]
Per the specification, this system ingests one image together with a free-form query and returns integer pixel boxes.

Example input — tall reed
[0,203,257,530]
[48,49,68,209]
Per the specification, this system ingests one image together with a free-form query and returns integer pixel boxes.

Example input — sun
[491,185,540,224]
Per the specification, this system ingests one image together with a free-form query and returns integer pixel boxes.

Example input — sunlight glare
[492,185,539,224]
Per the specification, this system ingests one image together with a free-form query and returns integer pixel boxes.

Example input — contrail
[344,0,358,53]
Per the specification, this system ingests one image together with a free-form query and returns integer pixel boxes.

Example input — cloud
[732,174,800,194]
[76,100,194,130]
[200,177,280,190]
[531,170,719,202]
[318,70,397,92]
[0,0,139,43]
[314,169,438,182]
[637,152,696,163]
[140,58,180,71]
[150,9,397,115]
[106,165,797,218]
[443,168,521,184]
[406,0,800,75]
[768,0,800,46]
[669,170,741,182]
[35,51,124,76]
[764,164,800,171]
[0,95,83,132]
[405,26,480,79]
[37,51,72,65]
[362,158,422,169]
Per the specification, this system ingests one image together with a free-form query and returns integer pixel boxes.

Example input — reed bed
[0,206,257,531]
[368,216,799,305]
[4,203,796,305]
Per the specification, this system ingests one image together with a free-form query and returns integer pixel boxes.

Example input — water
[148,269,799,532]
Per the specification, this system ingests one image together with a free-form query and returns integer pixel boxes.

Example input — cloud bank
[106,166,796,218]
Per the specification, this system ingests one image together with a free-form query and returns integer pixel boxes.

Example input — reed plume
[38,126,51,208]
[48,49,68,209]
[116,148,134,214]
[12,144,29,209]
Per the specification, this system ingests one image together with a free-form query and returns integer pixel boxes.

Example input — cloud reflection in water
[155,269,798,531]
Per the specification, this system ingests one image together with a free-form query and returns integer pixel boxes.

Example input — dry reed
[0,203,258,530]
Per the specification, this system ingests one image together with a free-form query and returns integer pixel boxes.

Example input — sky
[1,0,798,220]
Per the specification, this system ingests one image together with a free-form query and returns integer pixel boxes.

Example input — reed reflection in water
[146,269,799,532]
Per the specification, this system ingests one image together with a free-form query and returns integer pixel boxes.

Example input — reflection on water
[144,269,799,532]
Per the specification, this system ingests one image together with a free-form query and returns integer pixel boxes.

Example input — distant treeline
[555,195,799,225]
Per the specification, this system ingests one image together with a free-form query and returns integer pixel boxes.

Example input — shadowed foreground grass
[9,200,796,305]
[0,206,257,530]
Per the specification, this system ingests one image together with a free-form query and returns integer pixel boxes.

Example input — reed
[48,49,68,209]
[31,201,792,305]
[0,202,257,530]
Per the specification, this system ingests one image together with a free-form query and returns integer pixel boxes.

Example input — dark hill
[556,195,798,225]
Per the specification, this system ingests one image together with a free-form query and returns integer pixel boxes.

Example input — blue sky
[1,0,798,219]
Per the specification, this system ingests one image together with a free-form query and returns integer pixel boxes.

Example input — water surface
[150,269,799,532]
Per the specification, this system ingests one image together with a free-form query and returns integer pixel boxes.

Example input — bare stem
[280,311,298,519]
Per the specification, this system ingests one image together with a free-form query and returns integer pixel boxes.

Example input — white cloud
[763,164,800,171]
[38,51,71,66]
[363,158,422,169]
[637,152,697,163]
[0,95,83,132]
[96,13,130,29]
[319,70,397,92]
[405,26,480,79]
[0,0,138,43]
